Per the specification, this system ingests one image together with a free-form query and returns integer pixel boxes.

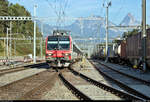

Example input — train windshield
[47,36,70,50]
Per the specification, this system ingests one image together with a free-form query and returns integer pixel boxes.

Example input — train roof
[47,35,71,38]
[53,30,71,36]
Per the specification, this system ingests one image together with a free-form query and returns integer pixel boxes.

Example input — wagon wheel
[138,61,147,72]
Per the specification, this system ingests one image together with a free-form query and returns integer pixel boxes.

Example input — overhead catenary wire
[111,0,125,25]
[45,0,60,27]
[45,0,69,28]
[60,0,69,27]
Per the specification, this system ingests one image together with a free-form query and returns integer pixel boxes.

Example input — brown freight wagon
[146,29,150,66]
[117,40,128,65]
[125,28,150,69]
[120,40,126,58]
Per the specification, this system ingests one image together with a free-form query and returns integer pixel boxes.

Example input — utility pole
[40,21,43,58]
[9,22,12,59]
[142,0,147,71]
[103,1,111,62]
[4,37,5,57]
[33,4,37,63]
[14,41,16,56]
[6,28,9,59]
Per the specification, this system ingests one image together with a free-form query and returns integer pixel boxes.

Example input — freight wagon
[124,29,150,70]
[95,28,150,71]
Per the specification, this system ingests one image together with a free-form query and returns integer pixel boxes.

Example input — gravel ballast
[0,68,46,86]
[72,59,122,89]
[41,76,78,100]
[68,58,122,100]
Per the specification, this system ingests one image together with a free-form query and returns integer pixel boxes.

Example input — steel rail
[0,69,56,100]
[18,72,57,100]
[98,61,150,86]
[58,72,91,100]
[68,67,145,101]
[89,60,150,101]
[0,67,28,76]
[0,63,47,77]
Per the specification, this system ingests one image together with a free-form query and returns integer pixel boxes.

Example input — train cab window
[47,36,70,50]
[58,37,70,50]
[48,37,58,41]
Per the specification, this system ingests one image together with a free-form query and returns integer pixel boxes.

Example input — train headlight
[48,54,53,56]
[46,53,53,56]
[64,53,71,56]
[65,53,69,56]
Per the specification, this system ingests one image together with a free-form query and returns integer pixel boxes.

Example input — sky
[8,0,150,26]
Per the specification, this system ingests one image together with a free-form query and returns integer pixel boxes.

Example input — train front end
[45,34,72,67]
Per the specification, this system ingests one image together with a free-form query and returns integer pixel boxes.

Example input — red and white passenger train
[45,30,73,67]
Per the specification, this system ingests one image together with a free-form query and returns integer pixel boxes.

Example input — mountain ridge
[38,13,140,42]
[120,13,140,26]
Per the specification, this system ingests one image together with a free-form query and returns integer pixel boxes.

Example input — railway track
[0,69,56,100]
[0,67,29,77]
[0,61,91,100]
[56,68,91,100]
[0,62,47,77]
[0,59,147,100]
[0,59,91,100]
[68,67,145,101]
[98,61,150,86]
[19,70,57,100]
[89,60,150,101]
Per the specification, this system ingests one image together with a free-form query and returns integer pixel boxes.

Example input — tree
[122,29,140,38]
[0,0,9,34]
[0,1,42,56]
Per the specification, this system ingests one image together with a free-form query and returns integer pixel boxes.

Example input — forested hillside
[0,0,43,56]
